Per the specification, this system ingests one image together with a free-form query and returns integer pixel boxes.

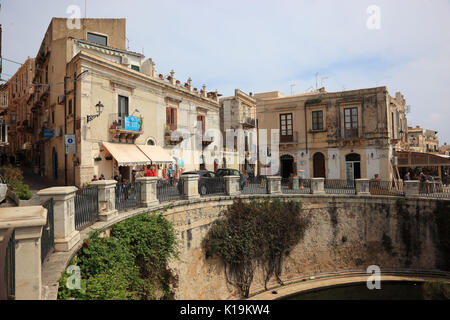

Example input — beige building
[4,58,35,165]
[220,89,257,173]
[31,18,221,186]
[0,83,8,152]
[408,125,439,153]
[255,87,408,181]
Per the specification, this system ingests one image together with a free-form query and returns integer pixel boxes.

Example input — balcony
[344,128,359,140]
[241,117,256,128]
[109,113,144,143]
[280,131,298,144]
[164,125,183,146]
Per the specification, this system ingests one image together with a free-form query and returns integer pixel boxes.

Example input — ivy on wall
[202,199,310,298]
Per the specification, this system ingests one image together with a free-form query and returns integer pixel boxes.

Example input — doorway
[280,155,294,179]
[345,153,361,183]
[313,152,326,178]
[52,147,58,180]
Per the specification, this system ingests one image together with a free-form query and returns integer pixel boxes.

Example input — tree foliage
[203,199,310,298]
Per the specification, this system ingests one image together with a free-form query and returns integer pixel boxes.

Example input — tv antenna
[290,83,296,95]
[315,72,319,90]
[320,76,328,88]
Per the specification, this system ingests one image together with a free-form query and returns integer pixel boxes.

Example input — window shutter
[166,107,170,125]
[173,108,178,130]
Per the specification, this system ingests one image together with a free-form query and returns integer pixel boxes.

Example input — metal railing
[324,179,356,195]
[41,198,55,263]
[369,180,405,197]
[199,177,226,196]
[157,179,183,203]
[419,181,450,199]
[242,176,268,194]
[115,182,141,211]
[75,186,99,230]
[0,228,15,300]
[281,178,312,194]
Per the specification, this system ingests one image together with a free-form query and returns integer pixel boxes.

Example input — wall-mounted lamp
[371,153,374,159]
[87,101,104,123]
[301,152,304,157]
[332,154,336,160]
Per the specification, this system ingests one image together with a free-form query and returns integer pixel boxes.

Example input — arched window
[146,139,155,146]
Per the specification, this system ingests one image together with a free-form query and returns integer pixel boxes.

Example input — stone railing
[2,177,448,300]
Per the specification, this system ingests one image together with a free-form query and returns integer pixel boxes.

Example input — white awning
[136,145,174,164]
[102,142,152,166]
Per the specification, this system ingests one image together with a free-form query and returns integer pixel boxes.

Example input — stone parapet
[355,179,370,195]
[181,174,200,200]
[266,176,282,194]
[0,206,47,300]
[404,180,420,197]
[311,178,325,194]
[136,177,159,207]
[37,187,80,252]
[89,180,118,222]
[224,176,240,196]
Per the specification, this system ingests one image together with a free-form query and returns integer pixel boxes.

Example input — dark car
[215,168,248,190]
[177,170,225,195]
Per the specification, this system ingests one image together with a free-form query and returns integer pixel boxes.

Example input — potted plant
[159,74,164,79]
[94,157,102,162]
[184,83,189,88]
[288,173,295,189]
[105,156,113,160]
[176,80,180,85]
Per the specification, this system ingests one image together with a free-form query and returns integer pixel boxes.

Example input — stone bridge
[1,176,450,300]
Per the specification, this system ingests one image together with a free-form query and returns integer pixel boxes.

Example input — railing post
[266,176,282,195]
[89,180,118,222]
[224,176,240,196]
[311,178,325,194]
[136,177,159,207]
[404,180,420,197]
[181,174,200,200]
[0,206,47,300]
[37,187,80,252]
[355,178,370,195]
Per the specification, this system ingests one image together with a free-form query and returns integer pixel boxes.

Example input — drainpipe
[304,103,308,154]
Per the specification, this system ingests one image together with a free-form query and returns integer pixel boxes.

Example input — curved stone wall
[163,194,449,300]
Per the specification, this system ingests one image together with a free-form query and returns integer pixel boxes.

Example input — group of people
[91,174,106,181]
[402,170,436,182]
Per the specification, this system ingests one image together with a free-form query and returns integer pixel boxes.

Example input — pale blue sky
[1,0,449,143]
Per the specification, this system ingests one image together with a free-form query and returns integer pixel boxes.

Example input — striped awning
[78,42,125,57]
[102,142,151,166]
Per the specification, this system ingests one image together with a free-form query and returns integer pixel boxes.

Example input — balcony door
[280,113,293,143]
[118,95,129,123]
[344,107,358,138]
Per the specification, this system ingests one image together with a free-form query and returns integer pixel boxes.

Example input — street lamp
[87,101,104,123]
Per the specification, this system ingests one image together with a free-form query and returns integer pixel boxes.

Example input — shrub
[16,182,32,200]
[57,212,178,300]
[382,233,393,253]
[342,236,348,243]
[423,281,450,300]
[203,199,310,298]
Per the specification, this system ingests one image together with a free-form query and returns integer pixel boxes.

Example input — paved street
[21,167,64,206]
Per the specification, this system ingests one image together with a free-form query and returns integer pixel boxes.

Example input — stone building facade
[29,18,221,186]
[408,125,439,153]
[220,89,258,173]
[0,83,8,152]
[255,87,408,181]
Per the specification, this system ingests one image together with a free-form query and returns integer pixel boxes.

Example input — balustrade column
[37,187,80,252]
[224,176,240,196]
[181,174,200,200]
[89,180,118,222]
[0,206,47,300]
[266,176,282,195]
[355,179,371,195]
[136,177,159,207]
[311,178,325,194]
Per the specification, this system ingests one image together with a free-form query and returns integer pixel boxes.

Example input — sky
[1,0,449,143]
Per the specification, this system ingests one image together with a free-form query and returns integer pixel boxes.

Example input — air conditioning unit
[121,55,130,65]
[57,95,65,105]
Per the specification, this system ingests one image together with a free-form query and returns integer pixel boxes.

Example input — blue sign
[124,116,140,132]
[43,129,54,138]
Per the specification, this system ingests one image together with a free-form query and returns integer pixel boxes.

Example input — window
[279,113,293,142]
[166,107,177,130]
[87,32,107,46]
[131,65,140,72]
[312,110,324,131]
[118,95,129,119]
[52,110,55,124]
[68,99,72,115]
[344,108,358,138]
[197,115,205,132]
[146,139,155,146]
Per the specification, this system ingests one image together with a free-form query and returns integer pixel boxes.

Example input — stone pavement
[21,167,64,206]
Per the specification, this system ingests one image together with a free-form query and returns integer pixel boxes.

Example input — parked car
[0,175,7,203]
[177,170,225,195]
[215,168,248,190]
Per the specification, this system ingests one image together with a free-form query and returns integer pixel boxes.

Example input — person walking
[403,171,411,181]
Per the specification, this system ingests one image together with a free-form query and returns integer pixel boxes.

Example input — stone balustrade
[89,180,118,222]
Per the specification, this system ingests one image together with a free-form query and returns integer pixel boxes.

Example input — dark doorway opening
[313,152,326,178]
[280,155,294,179]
